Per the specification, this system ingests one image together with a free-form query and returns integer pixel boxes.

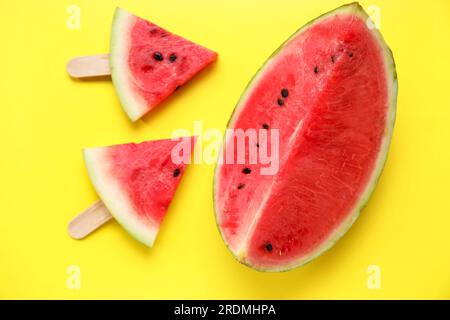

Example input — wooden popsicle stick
[68,200,113,240]
[67,54,111,78]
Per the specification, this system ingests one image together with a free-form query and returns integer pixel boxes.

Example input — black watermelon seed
[262,123,269,130]
[331,55,336,63]
[242,167,251,174]
[314,66,319,74]
[256,143,260,148]
[281,88,289,98]
[169,53,177,62]
[277,98,284,106]
[153,52,163,61]
[173,168,181,177]
[264,243,273,252]
[237,183,245,190]
[348,52,354,58]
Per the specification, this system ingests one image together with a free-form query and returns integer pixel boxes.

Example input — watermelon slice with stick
[75,137,196,247]
[66,7,217,121]
[110,8,218,121]
[214,3,397,271]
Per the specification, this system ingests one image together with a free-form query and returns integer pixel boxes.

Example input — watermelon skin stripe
[213,3,397,271]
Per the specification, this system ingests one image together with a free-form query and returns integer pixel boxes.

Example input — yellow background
[0,0,449,299]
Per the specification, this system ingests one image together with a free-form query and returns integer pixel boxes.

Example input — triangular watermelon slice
[110,8,218,121]
[83,137,196,246]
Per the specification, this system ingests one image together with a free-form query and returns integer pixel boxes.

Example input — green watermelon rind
[83,147,159,247]
[213,2,398,272]
[110,7,149,122]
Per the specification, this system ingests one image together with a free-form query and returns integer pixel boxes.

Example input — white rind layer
[214,3,398,271]
[84,147,159,247]
[110,8,149,122]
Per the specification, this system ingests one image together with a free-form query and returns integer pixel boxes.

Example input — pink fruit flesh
[128,18,217,112]
[107,137,195,225]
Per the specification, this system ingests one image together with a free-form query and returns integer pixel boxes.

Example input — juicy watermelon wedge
[214,3,397,271]
[110,8,217,121]
[84,137,196,247]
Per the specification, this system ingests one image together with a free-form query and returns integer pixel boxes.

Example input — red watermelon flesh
[110,8,218,121]
[84,137,196,247]
[214,3,397,271]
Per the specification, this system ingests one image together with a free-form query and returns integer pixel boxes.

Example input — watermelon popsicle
[68,137,196,247]
[67,7,217,121]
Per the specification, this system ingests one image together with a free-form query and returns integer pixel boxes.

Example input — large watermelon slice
[214,3,397,271]
[84,137,196,246]
[110,8,218,121]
